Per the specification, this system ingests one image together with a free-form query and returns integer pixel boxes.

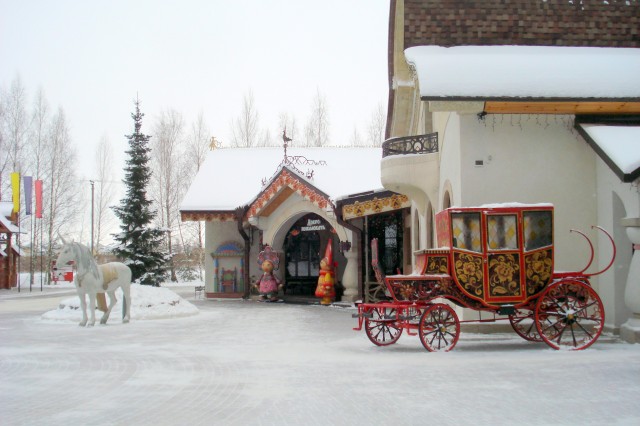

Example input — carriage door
[485,213,524,303]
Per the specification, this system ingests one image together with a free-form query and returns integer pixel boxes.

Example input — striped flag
[23,176,33,215]
[35,179,43,218]
[10,172,20,213]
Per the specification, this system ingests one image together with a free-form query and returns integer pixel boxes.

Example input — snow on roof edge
[405,45,640,99]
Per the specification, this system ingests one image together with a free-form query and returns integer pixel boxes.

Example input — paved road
[1,286,640,426]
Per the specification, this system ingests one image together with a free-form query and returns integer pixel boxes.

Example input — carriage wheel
[534,280,604,350]
[418,304,460,352]
[365,307,403,346]
[509,309,543,342]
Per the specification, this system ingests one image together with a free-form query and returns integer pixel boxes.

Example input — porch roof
[180,147,384,213]
[576,122,640,182]
[405,46,640,101]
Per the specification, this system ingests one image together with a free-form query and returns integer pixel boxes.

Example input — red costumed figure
[254,245,282,302]
[315,242,336,305]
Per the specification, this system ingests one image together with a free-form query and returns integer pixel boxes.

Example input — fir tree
[112,98,168,285]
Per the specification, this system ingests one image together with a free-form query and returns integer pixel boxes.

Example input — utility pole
[90,180,95,255]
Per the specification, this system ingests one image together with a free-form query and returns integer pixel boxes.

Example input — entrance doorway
[283,213,333,297]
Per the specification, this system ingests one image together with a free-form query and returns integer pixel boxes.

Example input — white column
[621,218,640,343]
[341,248,359,302]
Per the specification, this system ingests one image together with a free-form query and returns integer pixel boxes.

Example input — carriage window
[487,215,518,250]
[451,213,482,253]
[523,211,553,251]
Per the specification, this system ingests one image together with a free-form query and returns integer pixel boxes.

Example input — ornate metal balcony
[382,132,438,158]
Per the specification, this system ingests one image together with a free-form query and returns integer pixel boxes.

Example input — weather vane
[282,127,292,159]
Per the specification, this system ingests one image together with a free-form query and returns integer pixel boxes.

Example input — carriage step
[398,315,417,320]
[352,312,373,319]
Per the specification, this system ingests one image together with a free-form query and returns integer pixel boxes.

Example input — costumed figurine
[315,242,336,305]
[254,245,283,302]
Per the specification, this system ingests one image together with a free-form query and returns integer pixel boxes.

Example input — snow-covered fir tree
[112,98,169,285]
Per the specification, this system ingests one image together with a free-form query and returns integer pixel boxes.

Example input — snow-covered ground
[1,278,639,426]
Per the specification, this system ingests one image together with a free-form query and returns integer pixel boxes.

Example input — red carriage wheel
[509,309,543,342]
[534,279,604,350]
[418,303,460,352]
[365,307,403,346]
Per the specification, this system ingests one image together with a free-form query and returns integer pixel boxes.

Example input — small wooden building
[0,201,21,289]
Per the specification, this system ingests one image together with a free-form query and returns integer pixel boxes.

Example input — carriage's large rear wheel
[509,309,543,342]
[365,307,403,346]
[418,303,460,352]
[534,280,604,350]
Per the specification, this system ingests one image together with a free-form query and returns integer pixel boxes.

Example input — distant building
[384,0,640,340]
[180,147,411,302]
[0,201,22,289]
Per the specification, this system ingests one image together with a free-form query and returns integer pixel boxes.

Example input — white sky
[0,0,390,181]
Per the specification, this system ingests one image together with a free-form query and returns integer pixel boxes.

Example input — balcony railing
[382,132,438,158]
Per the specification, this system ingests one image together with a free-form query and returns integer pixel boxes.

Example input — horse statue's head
[55,241,98,278]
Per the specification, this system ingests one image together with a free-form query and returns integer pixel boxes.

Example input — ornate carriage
[353,204,615,351]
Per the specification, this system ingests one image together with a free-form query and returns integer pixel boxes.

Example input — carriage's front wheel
[364,307,403,346]
[509,309,543,342]
[534,279,604,350]
[418,303,460,352]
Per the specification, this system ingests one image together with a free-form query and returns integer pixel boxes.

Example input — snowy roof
[404,46,640,100]
[180,147,384,212]
[577,123,640,182]
[0,201,12,218]
[0,214,20,233]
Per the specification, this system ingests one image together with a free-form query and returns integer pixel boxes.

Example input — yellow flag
[11,172,20,213]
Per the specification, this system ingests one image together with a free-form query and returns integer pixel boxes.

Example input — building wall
[204,221,246,293]
[456,113,597,273]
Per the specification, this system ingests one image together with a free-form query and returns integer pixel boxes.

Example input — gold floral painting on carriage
[442,206,555,306]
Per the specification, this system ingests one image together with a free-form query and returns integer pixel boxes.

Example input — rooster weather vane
[260,127,327,186]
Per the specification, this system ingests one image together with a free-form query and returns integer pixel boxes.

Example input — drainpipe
[235,206,251,299]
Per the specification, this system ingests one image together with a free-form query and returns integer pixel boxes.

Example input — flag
[23,176,33,216]
[35,179,43,219]
[10,172,20,213]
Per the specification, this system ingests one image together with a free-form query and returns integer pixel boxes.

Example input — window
[487,215,518,250]
[523,211,553,251]
[451,212,482,252]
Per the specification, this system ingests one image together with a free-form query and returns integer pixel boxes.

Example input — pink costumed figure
[254,245,282,302]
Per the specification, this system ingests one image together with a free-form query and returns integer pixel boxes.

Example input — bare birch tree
[93,134,117,254]
[367,102,386,147]
[230,90,259,147]
[278,112,299,146]
[179,111,211,280]
[304,89,329,147]
[1,76,31,196]
[151,108,184,282]
[44,107,81,275]
[350,126,363,147]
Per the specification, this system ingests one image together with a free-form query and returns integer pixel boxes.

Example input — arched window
[413,210,420,252]
[427,203,434,249]
[443,191,452,210]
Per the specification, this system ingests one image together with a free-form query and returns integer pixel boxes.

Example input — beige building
[383,0,640,340]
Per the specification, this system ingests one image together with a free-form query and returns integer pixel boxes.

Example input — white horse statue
[55,241,132,327]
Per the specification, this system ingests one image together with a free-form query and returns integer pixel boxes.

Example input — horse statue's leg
[78,292,88,327]
[87,292,97,327]
[122,284,131,324]
[100,291,117,325]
